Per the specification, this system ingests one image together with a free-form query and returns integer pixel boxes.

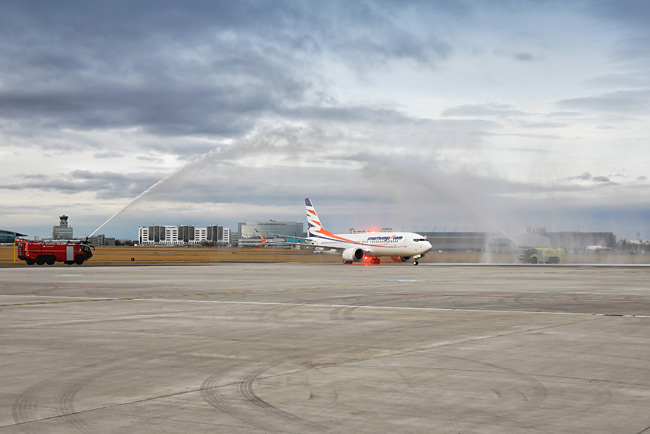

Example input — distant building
[206,225,230,246]
[0,229,27,244]
[138,224,230,246]
[87,234,116,247]
[421,232,516,253]
[177,225,195,243]
[53,215,73,240]
[421,229,617,253]
[237,221,303,247]
[546,231,616,252]
[349,228,393,234]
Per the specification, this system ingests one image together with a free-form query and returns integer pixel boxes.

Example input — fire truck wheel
[75,255,85,265]
[25,259,35,265]
[36,255,45,265]
[46,256,55,265]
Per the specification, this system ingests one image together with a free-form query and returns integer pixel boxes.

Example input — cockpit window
[413,238,428,242]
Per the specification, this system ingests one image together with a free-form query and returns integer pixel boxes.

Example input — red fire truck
[16,239,94,265]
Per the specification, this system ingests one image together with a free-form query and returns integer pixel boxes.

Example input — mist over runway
[1,264,649,433]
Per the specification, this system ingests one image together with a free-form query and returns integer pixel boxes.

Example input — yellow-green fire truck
[518,247,565,264]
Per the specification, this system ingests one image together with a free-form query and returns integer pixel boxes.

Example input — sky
[1,0,649,241]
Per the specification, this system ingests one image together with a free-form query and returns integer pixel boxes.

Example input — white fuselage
[310,231,432,258]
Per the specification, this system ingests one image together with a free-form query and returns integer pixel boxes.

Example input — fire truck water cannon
[16,239,95,266]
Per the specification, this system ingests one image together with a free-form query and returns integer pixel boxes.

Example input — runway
[1,264,649,433]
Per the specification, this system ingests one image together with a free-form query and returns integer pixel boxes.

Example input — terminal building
[238,221,304,247]
[138,224,230,246]
[421,232,516,253]
[421,229,616,253]
[0,229,27,244]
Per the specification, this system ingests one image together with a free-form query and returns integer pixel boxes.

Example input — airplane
[296,198,433,265]
[586,241,612,253]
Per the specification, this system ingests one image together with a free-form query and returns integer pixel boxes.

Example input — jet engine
[342,248,365,263]
[391,256,412,262]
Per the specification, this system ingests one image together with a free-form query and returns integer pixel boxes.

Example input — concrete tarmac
[1,263,649,433]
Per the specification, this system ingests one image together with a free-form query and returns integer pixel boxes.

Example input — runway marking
[0,284,350,307]
[140,299,650,318]
[293,290,650,303]
[0,294,112,299]
[4,293,649,318]
[2,281,649,310]
[376,280,418,283]
[2,287,649,308]
[30,274,83,277]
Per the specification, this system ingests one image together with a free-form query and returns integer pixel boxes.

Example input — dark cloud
[0,1,456,139]
[0,170,163,199]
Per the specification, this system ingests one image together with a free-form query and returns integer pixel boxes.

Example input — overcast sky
[1,0,649,240]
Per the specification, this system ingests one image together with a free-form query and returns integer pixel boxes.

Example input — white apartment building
[138,225,230,246]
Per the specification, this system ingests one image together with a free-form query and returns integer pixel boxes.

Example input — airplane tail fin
[254,229,267,247]
[305,198,323,238]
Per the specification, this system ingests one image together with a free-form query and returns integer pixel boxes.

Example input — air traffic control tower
[53,215,73,240]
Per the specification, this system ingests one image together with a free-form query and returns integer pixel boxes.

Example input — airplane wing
[284,236,370,255]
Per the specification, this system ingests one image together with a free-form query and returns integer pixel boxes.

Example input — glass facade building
[0,229,27,244]
[237,221,303,247]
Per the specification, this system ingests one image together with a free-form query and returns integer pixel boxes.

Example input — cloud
[0,170,163,199]
[94,151,123,159]
[557,89,650,114]
[586,73,650,89]
[513,52,535,62]
[515,120,565,129]
[586,0,650,34]
[0,1,458,141]
[1,1,650,240]
[441,103,529,118]
[573,172,592,181]
[565,172,621,187]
